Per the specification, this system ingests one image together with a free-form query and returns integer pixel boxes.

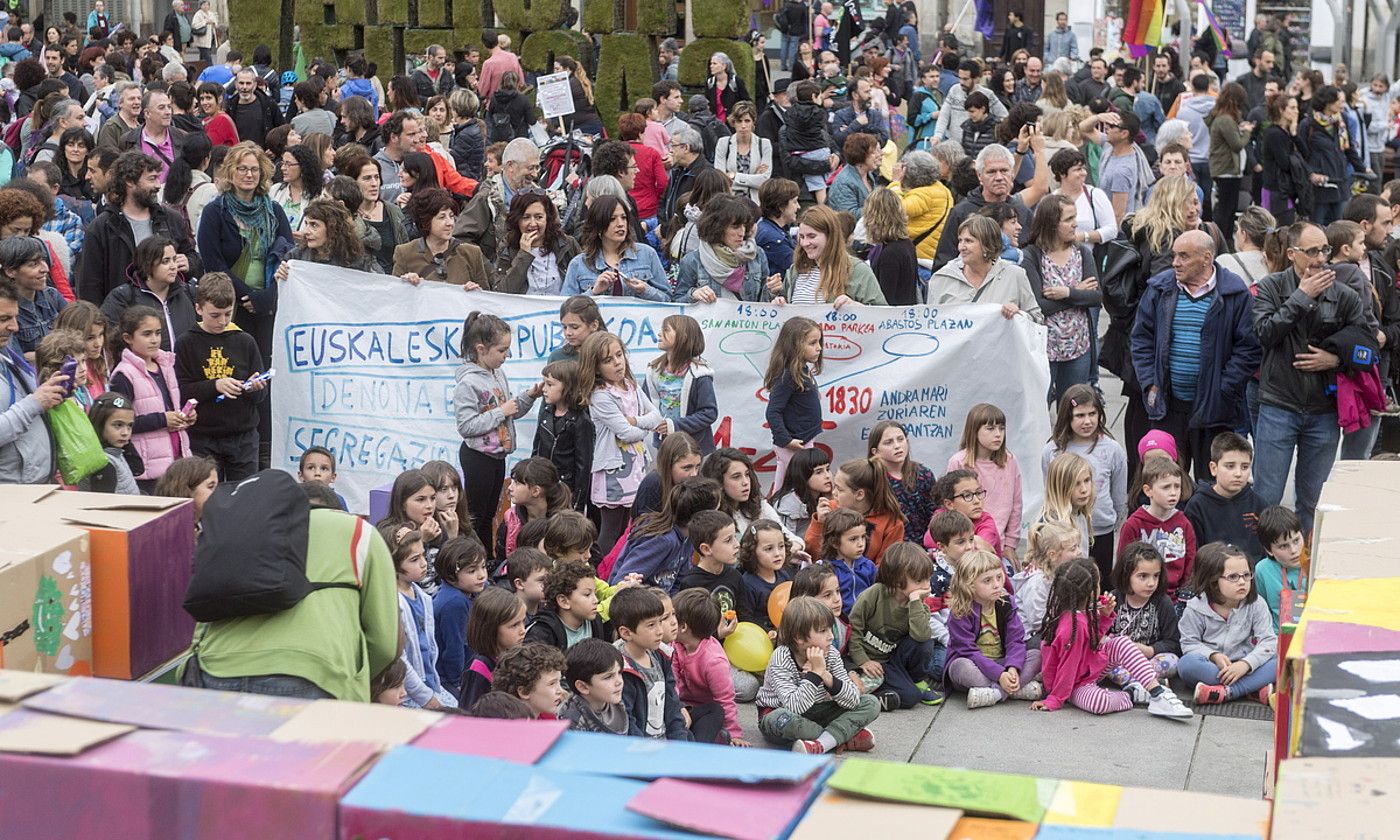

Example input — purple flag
[974,0,996,39]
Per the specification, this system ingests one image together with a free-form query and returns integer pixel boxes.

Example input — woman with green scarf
[197,141,294,362]
[673,194,775,303]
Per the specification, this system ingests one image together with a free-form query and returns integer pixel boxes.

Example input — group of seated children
[327,384,1291,754]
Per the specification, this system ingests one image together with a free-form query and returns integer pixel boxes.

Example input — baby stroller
[541,130,593,232]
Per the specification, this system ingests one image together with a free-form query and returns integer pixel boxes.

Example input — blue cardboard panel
[340,746,715,839]
[537,731,828,783]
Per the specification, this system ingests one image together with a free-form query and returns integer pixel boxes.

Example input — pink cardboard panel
[626,775,823,840]
[0,729,375,840]
[411,716,567,764]
[1302,621,1400,656]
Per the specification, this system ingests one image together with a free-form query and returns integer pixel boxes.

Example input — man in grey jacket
[0,281,68,483]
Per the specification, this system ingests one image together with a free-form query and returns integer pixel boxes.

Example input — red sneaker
[1256,685,1274,707]
[1194,682,1227,705]
[841,727,875,752]
[791,739,825,754]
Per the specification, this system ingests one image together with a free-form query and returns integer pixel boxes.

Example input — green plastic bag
[49,399,107,484]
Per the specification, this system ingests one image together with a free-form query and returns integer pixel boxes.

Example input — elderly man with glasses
[1251,221,1370,533]
[453,137,542,264]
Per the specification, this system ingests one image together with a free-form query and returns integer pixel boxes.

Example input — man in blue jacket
[1130,229,1262,481]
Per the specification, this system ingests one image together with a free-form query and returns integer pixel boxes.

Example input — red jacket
[627,140,668,220]
[1118,506,1196,600]
[1337,368,1386,434]
[202,112,238,147]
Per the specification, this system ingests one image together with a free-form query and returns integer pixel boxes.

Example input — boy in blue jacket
[611,588,691,741]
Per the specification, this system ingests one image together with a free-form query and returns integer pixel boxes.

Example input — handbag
[49,399,107,484]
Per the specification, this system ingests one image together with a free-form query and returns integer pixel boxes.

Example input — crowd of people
[0,0,1384,753]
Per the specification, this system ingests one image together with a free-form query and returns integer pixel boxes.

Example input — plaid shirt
[43,196,84,258]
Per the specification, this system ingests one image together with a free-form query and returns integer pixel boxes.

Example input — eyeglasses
[1220,572,1254,583]
[1290,245,1332,258]
[953,489,988,503]
[234,166,260,175]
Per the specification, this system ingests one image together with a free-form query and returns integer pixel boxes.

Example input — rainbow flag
[1197,0,1233,57]
[1125,0,1165,58]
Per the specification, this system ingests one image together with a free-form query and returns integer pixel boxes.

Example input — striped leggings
[1067,635,1159,715]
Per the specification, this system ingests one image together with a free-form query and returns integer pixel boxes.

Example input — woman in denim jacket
[562,195,671,302]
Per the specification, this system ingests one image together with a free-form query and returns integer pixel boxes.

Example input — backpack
[489,110,515,142]
[183,470,360,622]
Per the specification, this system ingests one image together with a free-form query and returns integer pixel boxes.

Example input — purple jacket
[946,596,1028,682]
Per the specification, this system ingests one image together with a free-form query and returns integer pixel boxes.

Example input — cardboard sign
[537,730,828,783]
[1273,757,1400,840]
[789,792,959,837]
[0,707,133,755]
[824,758,1055,823]
[412,715,567,764]
[24,677,310,739]
[535,70,575,120]
[625,775,821,840]
[269,700,440,750]
[1297,651,1400,757]
[340,746,712,839]
[1109,788,1269,836]
[0,670,66,703]
[0,521,92,676]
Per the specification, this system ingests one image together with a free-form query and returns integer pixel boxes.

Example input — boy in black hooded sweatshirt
[1183,432,1266,564]
[174,273,267,481]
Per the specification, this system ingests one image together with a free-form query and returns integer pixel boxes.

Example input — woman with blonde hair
[927,215,1042,321]
[197,141,293,361]
[862,187,919,305]
[555,56,601,136]
[773,205,886,306]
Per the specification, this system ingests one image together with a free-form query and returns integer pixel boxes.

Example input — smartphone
[181,399,198,416]
[59,355,77,396]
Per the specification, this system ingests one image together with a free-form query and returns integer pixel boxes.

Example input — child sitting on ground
[757,595,881,754]
[849,543,942,709]
[297,445,346,509]
[1253,506,1306,630]
[1012,520,1082,641]
[384,525,457,710]
[675,509,743,620]
[945,550,1042,709]
[459,587,529,709]
[1183,432,1266,562]
[1118,456,1196,604]
[1032,558,1193,718]
[559,638,640,735]
[1108,541,1182,682]
[505,547,552,626]
[525,558,608,650]
[671,588,747,745]
[1178,542,1279,705]
[925,469,1001,556]
[926,509,978,679]
[431,536,490,698]
[791,564,864,692]
[491,643,568,719]
[822,508,877,617]
[370,658,408,706]
[612,587,691,740]
[738,519,794,636]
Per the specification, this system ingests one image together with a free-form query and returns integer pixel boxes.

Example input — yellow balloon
[768,581,793,629]
[723,621,774,672]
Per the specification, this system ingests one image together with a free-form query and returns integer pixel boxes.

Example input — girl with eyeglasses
[1177,542,1277,706]
[927,469,1001,557]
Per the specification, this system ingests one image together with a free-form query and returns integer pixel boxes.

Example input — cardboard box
[1310,464,1400,582]
[0,521,91,676]
[1273,757,1400,839]
[0,723,376,840]
[0,487,196,679]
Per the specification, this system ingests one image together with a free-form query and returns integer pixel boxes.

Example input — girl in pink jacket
[671,588,749,746]
[1032,558,1192,720]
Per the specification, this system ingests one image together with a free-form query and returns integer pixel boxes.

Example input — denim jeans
[780,34,800,70]
[1049,351,1094,406]
[1252,404,1341,535]
[1339,419,1381,461]
[880,635,937,708]
[1177,652,1277,699]
[182,657,333,700]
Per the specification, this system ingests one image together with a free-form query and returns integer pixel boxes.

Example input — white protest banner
[273,264,1052,534]
[534,71,575,120]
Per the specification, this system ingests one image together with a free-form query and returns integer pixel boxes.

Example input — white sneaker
[967,687,1003,709]
[1124,681,1152,706]
[1010,680,1043,701]
[1147,689,1194,720]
